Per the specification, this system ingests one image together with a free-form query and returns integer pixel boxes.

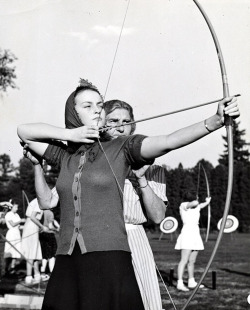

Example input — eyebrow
[79,100,103,104]
[107,117,131,121]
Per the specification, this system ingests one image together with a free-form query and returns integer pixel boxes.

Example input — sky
[0,0,249,169]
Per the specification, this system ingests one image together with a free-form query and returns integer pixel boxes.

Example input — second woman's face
[105,108,133,138]
[74,90,106,127]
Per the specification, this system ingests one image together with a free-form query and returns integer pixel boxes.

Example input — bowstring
[99,143,177,309]
[97,0,131,124]
[96,0,177,307]
[103,0,131,100]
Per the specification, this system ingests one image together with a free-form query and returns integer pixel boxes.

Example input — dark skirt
[39,232,57,259]
[42,243,144,310]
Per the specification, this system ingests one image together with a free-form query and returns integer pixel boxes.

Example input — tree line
[0,121,249,232]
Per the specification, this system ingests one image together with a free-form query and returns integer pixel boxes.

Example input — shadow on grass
[220,268,250,277]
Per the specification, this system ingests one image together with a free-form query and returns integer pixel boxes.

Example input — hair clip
[79,78,98,91]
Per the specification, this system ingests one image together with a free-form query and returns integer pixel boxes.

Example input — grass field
[0,230,249,310]
[149,231,250,310]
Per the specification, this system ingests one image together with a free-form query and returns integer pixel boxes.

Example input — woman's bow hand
[205,197,212,203]
[217,96,240,125]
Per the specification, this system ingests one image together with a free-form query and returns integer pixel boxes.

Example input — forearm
[30,216,43,229]
[17,123,71,143]
[9,220,22,227]
[141,114,222,159]
[34,165,58,209]
[199,201,210,209]
[138,178,166,223]
[17,123,71,156]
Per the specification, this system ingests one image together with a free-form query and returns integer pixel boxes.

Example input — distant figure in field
[21,198,48,284]
[175,191,211,291]
[40,209,59,280]
[4,202,25,274]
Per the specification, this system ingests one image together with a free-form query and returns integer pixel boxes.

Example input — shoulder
[5,211,12,219]
[180,202,189,211]
[29,199,42,212]
[107,134,148,146]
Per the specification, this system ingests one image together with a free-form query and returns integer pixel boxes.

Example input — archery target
[160,217,178,234]
[217,215,239,233]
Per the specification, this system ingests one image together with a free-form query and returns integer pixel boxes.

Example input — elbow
[37,197,55,210]
[151,208,166,224]
[38,201,52,210]
[38,204,49,210]
[154,213,165,224]
[17,124,29,144]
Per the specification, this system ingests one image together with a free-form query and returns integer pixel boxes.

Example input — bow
[200,164,211,243]
[22,190,30,215]
[181,1,234,309]
[196,163,211,242]
[101,1,235,309]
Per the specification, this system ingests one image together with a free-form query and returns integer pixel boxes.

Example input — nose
[116,122,124,132]
[93,104,102,114]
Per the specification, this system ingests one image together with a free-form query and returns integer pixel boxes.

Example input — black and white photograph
[0,1,249,309]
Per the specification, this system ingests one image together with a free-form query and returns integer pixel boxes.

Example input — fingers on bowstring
[99,125,111,133]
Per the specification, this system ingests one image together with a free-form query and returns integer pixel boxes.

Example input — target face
[217,215,239,233]
[160,217,178,234]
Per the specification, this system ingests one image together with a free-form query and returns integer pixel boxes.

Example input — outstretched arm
[133,166,166,224]
[199,197,211,209]
[185,200,199,210]
[141,97,240,159]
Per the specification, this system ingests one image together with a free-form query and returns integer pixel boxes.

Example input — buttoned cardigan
[43,134,153,255]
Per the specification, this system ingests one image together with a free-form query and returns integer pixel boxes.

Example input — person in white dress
[22,198,49,284]
[4,203,25,273]
[175,191,211,291]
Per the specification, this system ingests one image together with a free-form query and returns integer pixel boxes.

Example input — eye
[123,119,131,124]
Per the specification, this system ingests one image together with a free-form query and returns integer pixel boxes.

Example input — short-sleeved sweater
[43,134,153,256]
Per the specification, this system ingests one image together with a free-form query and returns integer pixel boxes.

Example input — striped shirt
[124,165,167,310]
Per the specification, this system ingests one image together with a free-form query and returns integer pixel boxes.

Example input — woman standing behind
[104,100,167,310]
[175,191,211,291]
[4,203,24,274]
